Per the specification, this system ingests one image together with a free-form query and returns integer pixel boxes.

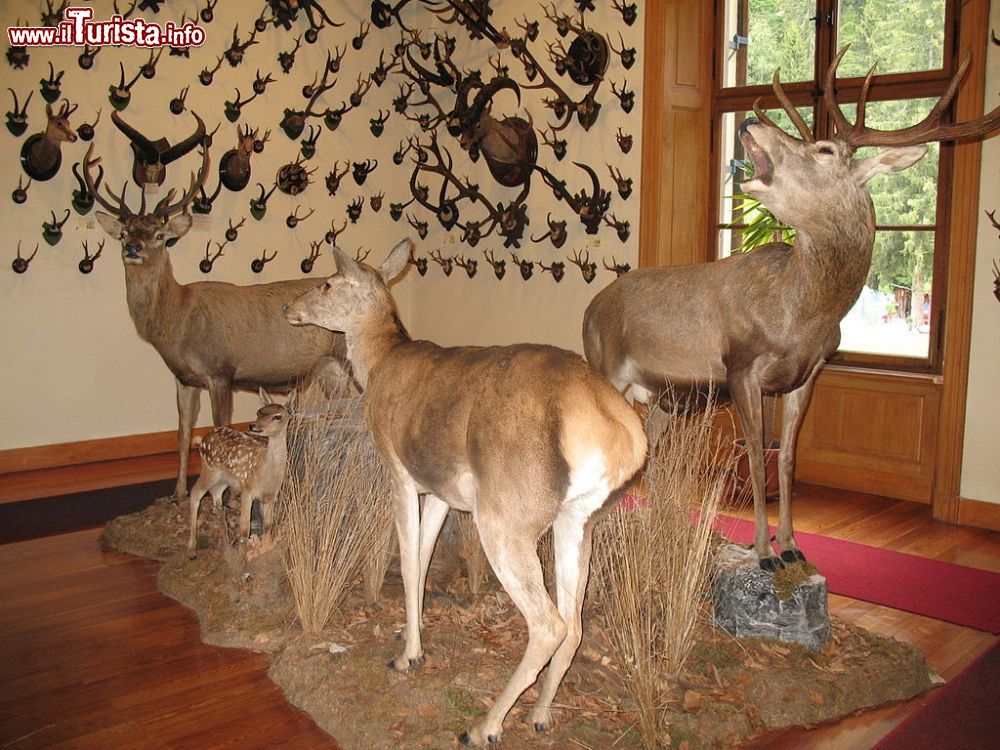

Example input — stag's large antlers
[755,46,1000,148]
[824,47,1000,148]
[83,142,210,219]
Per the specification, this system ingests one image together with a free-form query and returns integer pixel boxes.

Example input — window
[712,0,956,369]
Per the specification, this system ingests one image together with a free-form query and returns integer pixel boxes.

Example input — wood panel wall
[639,0,714,268]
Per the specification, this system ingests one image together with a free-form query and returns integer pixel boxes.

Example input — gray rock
[712,544,831,651]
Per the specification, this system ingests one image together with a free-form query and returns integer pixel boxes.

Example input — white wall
[960,0,1000,505]
[0,1,643,452]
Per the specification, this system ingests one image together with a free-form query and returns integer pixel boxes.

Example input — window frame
[708,0,962,374]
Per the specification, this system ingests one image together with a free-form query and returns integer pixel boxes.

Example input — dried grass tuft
[456,512,489,597]
[277,381,393,636]
[591,393,733,749]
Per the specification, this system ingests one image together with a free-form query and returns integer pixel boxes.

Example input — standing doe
[583,48,1000,571]
[285,239,646,747]
[188,390,289,552]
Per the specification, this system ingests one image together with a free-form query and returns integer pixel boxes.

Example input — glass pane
[837,99,940,227]
[716,107,813,258]
[721,0,817,88]
[839,230,934,358]
[836,0,946,77]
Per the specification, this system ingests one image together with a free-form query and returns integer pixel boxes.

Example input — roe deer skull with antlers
[83,144,347,499]
[284,240,646,747]
[583,48,1000,571]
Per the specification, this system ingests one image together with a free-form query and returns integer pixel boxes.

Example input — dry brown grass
[277,382,393,636]
[591,394,733,749]
[456,512,489,597]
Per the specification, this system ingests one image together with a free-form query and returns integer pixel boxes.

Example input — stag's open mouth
[740,129,773,184]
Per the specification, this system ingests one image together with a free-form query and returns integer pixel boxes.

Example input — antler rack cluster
[407,246,631,282]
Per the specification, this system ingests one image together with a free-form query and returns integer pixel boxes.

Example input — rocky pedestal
[713,544,831,651]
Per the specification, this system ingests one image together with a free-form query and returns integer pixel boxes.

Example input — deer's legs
[775,368,821,563]
[390,476,425,671]
[730,377,778,569]
[175,380,201,498]
[762,394,777,448]
[238,489,255,541]
[187,471,226,552]
[416,494,449,629]
[207,379,233,426]
[526,514,595,733]
[259,495,275,539]
[462,509,566,748]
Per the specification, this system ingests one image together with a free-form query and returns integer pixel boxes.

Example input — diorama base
[713,544,831,651]
[101,498,934,750]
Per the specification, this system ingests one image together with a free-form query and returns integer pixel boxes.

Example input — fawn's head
[285,238,412,333]
[249,390,290,437]
[741,47,999,233]
[85,143,209,266]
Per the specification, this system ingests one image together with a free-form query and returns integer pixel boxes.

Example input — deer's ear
[331,246,363,279]
[165,212,193,239]
[95,210,124,238]
[854,145,927,185]
[258,388,273,406]
[379,238,413,282]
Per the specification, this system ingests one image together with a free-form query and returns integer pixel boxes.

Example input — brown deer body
[285,240,646,747]
[584,49,1000,571]
[84,145,346,499]
[188,391,289,551]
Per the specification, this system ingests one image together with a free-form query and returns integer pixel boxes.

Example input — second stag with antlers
[83,143,347,499]
[285,240,646,748]
[584,48,1000,572]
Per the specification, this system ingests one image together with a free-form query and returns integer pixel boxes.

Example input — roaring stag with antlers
[82,145,347,499]
[584,49,1000,571]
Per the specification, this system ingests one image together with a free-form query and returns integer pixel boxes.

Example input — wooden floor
[0,484,997,750]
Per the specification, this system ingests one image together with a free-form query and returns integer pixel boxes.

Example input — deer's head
[43,99,78,143]
[249,391,290,438]
[84,143,210,267]
[285,239,412,334]
[741,47,999,233]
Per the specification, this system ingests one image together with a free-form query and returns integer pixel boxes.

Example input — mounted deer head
[20,99,77,181]
[584,47,1000,573]
[111,110,207,187]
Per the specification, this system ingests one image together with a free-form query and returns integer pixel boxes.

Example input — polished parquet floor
[0,483,997,750]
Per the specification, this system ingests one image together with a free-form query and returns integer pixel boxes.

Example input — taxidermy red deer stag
[83,144,346,499]
[285,240,646,747]
[584,48,1000,571]
[188,389,290,553]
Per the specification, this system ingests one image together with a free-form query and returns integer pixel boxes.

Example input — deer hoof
[387,654,425,672]
[526,707,554,732]
[458,730,501,747]
[780,549,807,564]
[759,555,785,572]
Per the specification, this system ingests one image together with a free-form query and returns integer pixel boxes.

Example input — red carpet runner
[714,515,1000,634]
[872,639,1000,750]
